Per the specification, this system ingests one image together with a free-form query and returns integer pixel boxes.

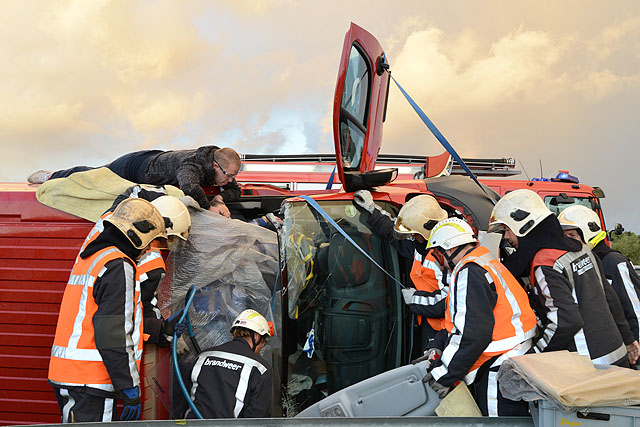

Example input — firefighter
[82,187,192,347]
[48,198,167,422]
[422,218,537,416]
[488,189,628,367]
[353,191,448,348]
[558,205,640,367]
[184,309,273,419]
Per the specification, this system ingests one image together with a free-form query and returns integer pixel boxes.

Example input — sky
[1,1,639,232]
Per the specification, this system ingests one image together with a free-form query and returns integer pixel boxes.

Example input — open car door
[333,22,395,192]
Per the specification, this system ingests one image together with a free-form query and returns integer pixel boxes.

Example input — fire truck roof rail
[241,153,520,177]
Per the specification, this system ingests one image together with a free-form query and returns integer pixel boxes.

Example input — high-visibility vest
[445,246,537,382]
[410,251,446,330]
[48,246,143,392]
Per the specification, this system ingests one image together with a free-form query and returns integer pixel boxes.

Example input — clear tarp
[153,209,281,415]
[161,209,280,353]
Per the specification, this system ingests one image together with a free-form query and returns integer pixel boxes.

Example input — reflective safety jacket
[409,251,448,330]
[530,247,627,365]
[365,208,448,329]
[80,186,169,345]
[48,246,143,393]
[432,246,537,386]
[185,338,272,419]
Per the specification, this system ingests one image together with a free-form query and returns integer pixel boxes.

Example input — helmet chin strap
[443,245,466,270]
[249,333,265,353]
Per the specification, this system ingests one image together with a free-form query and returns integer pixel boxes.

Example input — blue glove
[163,308,185,338]
[120,386,141,421]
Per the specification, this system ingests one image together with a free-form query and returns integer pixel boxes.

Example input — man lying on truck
[488,189,630,367]
[353,191,449,351]
[558,205,640,368]
[48,198,167,422]
[27,145,240,217]
[422,218,537,416]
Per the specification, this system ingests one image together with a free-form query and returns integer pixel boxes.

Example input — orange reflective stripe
[445,246,537,376]
[410,251,444,326]
[137,249,166,274]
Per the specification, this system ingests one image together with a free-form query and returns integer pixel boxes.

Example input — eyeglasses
[215,161,237,179]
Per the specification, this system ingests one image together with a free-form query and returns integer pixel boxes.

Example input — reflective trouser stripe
[60,388,74,423]
[487,371,498,417]
[103,398,114,422]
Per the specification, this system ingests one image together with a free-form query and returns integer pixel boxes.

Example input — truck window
[339,45,370,169]
[282,200,403,414]
[544,196,594,215]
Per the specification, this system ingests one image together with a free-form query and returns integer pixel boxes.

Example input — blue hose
[171,285,203,419]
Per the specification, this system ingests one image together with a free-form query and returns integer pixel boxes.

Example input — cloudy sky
[1,1,639,231]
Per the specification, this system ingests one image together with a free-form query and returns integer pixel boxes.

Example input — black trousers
[49,150,161,183]
[473,365,529,417]
[52,386,117,423]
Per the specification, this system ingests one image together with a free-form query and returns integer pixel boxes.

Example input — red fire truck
[0,22,611,423]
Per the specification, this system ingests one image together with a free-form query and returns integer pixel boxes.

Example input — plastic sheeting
[159,208,281,362]
[497,351,640,412]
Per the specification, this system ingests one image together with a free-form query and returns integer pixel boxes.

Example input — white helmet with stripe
[557,205,606,248]
[230,309,272,337]
[427,218,477,250]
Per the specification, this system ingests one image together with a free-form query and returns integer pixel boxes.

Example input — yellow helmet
[393,195,447,240]
[488,189,552,237]
[105,198,167,249]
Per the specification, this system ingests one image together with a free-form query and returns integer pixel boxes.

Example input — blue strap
[300,196,405,289]
[326,166,336,190]
[390,75,493,201]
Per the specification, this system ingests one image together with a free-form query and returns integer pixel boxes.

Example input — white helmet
[393,195,448,240]
[151,196,191,241]
[557,205,606,248]
[488,189,553,237]
[105,198,167,249]
[427,218,477,250]
[230,309,272,337]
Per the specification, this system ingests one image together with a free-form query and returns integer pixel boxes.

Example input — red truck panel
[0,184,92,424]
[0,184,169,424]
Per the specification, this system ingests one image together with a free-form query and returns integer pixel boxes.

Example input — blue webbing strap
[300,195,405,289]
[390,75,493,202]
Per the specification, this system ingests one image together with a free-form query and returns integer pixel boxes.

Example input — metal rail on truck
[241,153,520,177]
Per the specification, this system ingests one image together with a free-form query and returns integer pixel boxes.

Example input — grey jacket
[143,146,241,209]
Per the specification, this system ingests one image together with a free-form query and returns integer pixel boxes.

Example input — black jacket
[594,241,640,341]
[143,146,241,209]
[530,246,627,365]
[185,338,272,419]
